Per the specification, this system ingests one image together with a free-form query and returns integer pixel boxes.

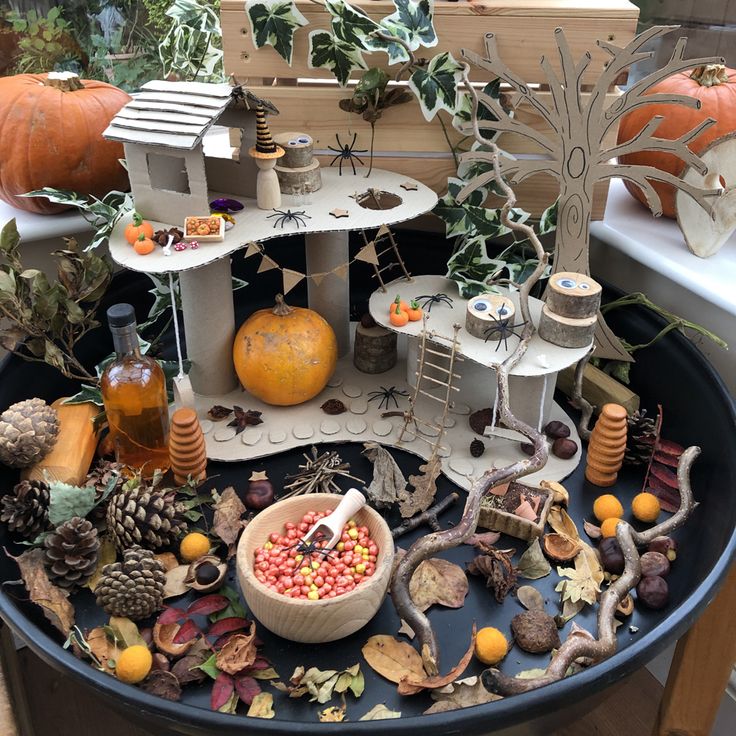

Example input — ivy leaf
[538,198,558,235]
[308,29,367,86]
[375,0,437,53]
[452,79,503,131]
[409,51,464,121]
[47,482,97,526]
[246,0,308,65]
[326,0,380,48]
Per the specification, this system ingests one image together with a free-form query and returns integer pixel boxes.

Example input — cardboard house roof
[103,80,239,150]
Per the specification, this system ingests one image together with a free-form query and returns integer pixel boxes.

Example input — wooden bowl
[236,493,395,643]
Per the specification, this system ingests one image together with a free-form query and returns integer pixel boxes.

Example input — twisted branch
[389,62,550,677]
[570,347,595,442]
[483,446,700,696]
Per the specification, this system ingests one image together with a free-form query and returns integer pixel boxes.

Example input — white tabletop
[0,200,91,243]
[591,179,736,318]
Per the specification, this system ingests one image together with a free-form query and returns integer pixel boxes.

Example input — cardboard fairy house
[103,80,276,222]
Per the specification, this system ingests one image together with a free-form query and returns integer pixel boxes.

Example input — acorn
[244,471,275,510]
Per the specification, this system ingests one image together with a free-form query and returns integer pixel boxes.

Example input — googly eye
[557,277,578,289]
[472,299,490,312]
[288,139,299,146]
[579,282,590,290]
[496,304,510,317]
[297,136,310,144]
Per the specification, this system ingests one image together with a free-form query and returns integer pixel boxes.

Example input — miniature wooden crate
[221,0,640,219]
[478,481,553,541]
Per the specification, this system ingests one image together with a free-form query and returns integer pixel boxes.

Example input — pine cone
[625,409,658,466]
[84,459,125,527]
[470,438,485,458]
[95,546,166,620]
[43,517,100,590]
[0,398,60,468]
[106,484,187,551]
[0,479,50,538]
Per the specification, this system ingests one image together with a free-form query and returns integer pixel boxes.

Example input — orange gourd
[233,294,337,406]
[392,295,409,314]
[133,234,156,255]
[406,299,423,321]
[125,213,154,244]
[0,72,130,215]
[617,64,736,218]
[389,303,409,327]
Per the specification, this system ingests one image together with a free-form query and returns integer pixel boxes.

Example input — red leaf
[650,463,678,489]
[653,452,679,467]
[173,618,202,644]
[649,486,680,513]
[187,594,230,616]
[655,438,685,457]
[207,617,250,638]
[210,672,235,711]
[250,658,271,671]
[158,607,186,625]
[234,675,261,705]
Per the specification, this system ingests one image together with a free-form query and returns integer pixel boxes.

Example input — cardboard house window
[147,153,191,194]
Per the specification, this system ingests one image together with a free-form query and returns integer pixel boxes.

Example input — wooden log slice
[275,159,322,195]
[465,294,516,339]
[273,131,315,169]
[538,305,597,348]
[546,272,602,319]
[354,322,397,374]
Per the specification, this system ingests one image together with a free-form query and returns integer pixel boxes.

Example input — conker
[151,653,170,672]
[640,551,670,578]
[648,536,677,562]
[520,442,535,456]
[552,437,578,459]
[636,575,669,610]
[195,562,221,586]
[245,472,275,510]
[140,627,154,649]
[544,420,571,440]
[598,537,625,575]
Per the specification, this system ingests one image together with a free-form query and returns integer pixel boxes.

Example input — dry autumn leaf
[215,629,257,675]
[212,486,247,550]
[319,705,346,722]
[409,557,468,612]
[397,624,476,695]
[163,565,190,599]
[85,538,117,591]
[401,457,441,518]
[555,543,604,607]
[86,627,123,674]
[517,539,551,580]
[13,548,74,635]
[547,506,580,541]
[247,692,274,719]
[154,552,180,572]
[362,635,427,693]
[516,585,545,611]
[425,675,502,713]
[359,704,402,720]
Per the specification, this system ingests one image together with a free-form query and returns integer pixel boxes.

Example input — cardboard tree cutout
[458,25,723,362]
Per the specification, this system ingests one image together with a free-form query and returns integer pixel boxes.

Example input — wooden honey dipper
[585,403,628,487]
[169,407,207,485]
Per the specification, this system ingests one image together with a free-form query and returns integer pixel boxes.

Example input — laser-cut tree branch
[482,446,700,696]
[389,63,550,678]
[457,25,723,363]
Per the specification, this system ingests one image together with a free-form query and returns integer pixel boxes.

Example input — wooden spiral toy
[584,402,628,487]
[169,407,207,485]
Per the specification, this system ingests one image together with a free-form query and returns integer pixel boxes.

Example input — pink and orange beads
[253,509,379,601]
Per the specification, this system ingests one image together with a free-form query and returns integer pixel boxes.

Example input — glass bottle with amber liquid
[101,304,170,477]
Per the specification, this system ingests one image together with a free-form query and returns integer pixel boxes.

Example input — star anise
[228,406,263,434]
[467,547,517,603]
[208,405,233,421]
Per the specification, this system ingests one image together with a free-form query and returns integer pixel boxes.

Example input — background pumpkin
[0,71,130,215]
[617,64,736,219]
[233,295,338,406]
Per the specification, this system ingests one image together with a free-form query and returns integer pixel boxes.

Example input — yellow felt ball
[115,645,152,684]
[474,627,509,665]
[593,494,624,522]
[180,532,210,562]
[601,517,623,538]
[631,492,661,523]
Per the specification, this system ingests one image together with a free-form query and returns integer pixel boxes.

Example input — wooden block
[223,1,639,84]
[556,362,640,415]
[20,399,99,486]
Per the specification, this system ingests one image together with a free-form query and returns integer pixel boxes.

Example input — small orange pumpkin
[133,233,156,255]
[233,295,337,406]
[389,303,409,327]
[125,213,154,244]
[406,299,423,321]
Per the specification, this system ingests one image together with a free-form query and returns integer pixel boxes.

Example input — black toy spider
[267,209,312,229]
[328,133,367,176]
[415,292,454,312]
[483,314,528,352]
[367,385,409,410]
[286,535,337,564]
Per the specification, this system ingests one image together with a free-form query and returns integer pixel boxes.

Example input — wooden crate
[221,0,640,219]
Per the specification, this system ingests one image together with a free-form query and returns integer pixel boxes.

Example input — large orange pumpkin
[233,294,338,406]
[617,64,736,218]
[0,71,130,214]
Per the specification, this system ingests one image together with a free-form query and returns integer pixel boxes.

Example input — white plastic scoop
[300,488,367,550]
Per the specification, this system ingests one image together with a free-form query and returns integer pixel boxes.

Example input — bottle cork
[585,403,628,487]
[169,408,207,486]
